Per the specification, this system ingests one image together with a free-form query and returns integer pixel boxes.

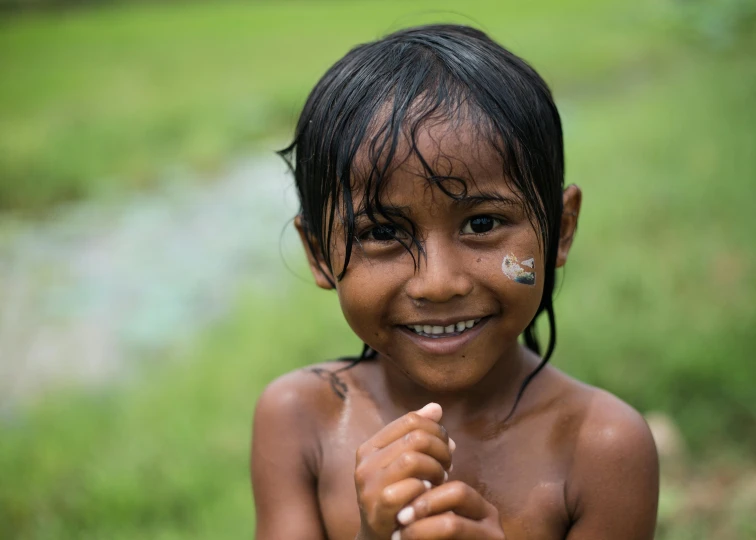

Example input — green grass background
[0,0,683,213]
[1,0,755,538]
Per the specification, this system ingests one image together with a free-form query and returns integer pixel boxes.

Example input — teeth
[407,318,483,336]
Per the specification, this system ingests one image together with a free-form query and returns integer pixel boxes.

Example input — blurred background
[0,0,754,538]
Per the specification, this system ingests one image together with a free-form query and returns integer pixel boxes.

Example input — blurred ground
[0,0,755,538]
[0,154,296,410]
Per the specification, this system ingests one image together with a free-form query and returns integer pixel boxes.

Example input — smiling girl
[251,24,659,540]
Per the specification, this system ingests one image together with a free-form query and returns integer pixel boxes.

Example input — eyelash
[358,214,506,243]
[461,215,506,235]
[358,224,408,243]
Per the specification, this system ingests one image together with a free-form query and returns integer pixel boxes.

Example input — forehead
[352,116,514,205]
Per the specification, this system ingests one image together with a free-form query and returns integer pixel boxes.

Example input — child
[252,24,659,540]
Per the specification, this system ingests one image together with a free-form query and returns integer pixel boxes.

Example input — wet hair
[279,24,565,418]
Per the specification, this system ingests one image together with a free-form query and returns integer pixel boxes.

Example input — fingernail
[397,506,415,525]
[443,470,449,482]
[449,437,456,453]
[418,403,435,414]
[449,463,454,473]
[422,480,432,490]
[417,402,442,420]
[392,530,402,540]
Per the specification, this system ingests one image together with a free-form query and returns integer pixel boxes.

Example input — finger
[415,404,456,453]
[398,481,490,525]
[398,511,496,540]
[357,410,449,460]
[379,428,452,471]
[369,478,432,528]
[415,402,443,422]
[382,451,448,486]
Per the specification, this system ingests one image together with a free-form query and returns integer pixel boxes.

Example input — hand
[392,481,506,539]
[354,403,455,540]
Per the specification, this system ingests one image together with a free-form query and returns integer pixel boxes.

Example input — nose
[405,237,473,303]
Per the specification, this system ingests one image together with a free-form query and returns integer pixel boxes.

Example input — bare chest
[316,415,572,540]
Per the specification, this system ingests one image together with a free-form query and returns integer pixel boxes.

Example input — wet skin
[252,124,659,539]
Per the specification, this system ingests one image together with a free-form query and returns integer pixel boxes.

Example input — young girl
[252,24,659,540]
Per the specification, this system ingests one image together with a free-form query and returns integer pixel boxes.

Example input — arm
[251,374,328,540]
[565,392,660,540]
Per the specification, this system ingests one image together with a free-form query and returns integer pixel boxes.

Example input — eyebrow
[353,205,412,220]
[453,191,521,210]
[351,191,520,220]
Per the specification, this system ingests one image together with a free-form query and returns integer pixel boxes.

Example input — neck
[377,342,539,427]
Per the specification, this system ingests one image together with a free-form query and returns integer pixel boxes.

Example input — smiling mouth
[405,318,484,338]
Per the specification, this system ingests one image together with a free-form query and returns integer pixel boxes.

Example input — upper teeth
[409,319,480,336]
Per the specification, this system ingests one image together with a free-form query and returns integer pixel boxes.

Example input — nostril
[405,270,474,304]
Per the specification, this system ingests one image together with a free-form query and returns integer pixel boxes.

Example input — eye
[361,224,400,242]
[462,215,502,235]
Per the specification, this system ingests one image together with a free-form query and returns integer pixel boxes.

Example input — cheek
[510,257,544,322]
[486,252,544,299]
[334,257,406,340]
[501,252,538,287]
[476,237,545,324]
[496,259,544,334]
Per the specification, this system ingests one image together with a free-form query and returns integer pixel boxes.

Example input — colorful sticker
[502,254,536,285]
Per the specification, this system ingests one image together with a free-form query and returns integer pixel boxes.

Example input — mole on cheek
[501,253,536,286]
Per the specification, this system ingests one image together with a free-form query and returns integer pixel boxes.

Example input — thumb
[416,402,442,422]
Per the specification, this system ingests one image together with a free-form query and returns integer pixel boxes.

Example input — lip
[402,315,486,327]
[397,316,491,356]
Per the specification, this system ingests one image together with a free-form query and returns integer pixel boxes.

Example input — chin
[401,359,493,393]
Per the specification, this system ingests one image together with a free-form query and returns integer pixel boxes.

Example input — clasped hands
[355,403,506,540]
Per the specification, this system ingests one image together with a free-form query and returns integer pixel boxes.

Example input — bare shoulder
[562,376,657,473]
[252,361,362,539]
[545,367,657,458]
[257,361,349,419]
[254,360,359,432]
[578,387,657,458]
[544,369,659,538]
[252,360,364,497]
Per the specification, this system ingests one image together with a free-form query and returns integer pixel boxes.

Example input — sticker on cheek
[502,254,536,286]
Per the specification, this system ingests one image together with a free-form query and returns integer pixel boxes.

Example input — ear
[556,184,582,268]
[294,215,336,290]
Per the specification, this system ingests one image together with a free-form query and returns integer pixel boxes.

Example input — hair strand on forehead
[279,23,565,422]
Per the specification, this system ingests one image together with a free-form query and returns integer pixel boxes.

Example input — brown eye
[362,225,399,242]
[462,215,501,234]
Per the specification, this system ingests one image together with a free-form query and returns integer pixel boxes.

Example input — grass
[1,0,755,538]
[556,46,756,456]
[2,276,755,538]
[0,0,680,213]
[0,283,358,539]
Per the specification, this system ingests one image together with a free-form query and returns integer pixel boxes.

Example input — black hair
[279,24,564,419]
